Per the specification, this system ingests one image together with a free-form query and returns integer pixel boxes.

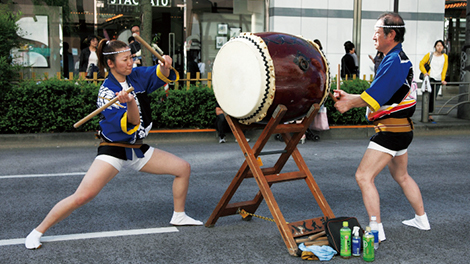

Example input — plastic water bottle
[363,226,375,262]
[370,216,379,250]
[352,226,361,257]
[340,221,351,258]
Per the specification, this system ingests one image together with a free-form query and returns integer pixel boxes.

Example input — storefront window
[9,0,265,80]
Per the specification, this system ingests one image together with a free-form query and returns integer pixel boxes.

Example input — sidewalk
[1,96,469,149]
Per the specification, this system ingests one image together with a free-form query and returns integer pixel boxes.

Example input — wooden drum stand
[205,103,335,256]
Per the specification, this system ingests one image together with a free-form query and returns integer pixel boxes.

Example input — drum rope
[236,208,289,224]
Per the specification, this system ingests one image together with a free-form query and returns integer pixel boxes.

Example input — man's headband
[377,24,405,28]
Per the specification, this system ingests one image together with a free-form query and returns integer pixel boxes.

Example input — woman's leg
[139,148,202,225]
[26,160,119,249]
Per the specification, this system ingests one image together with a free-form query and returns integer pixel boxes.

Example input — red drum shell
[213,32,329,124]
[258,32,328,123]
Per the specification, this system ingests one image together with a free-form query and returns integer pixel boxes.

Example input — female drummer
[25,39,202,250]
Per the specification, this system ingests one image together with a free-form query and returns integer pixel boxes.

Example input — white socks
[377,223,386,242]
[169,212,203,226]
[25,229,43,249]
[402,213,431,230]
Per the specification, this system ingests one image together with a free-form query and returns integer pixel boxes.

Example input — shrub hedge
[0,77,370,134]
[324,78,370,125]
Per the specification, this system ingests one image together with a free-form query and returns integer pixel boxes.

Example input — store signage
[108,0,171,7]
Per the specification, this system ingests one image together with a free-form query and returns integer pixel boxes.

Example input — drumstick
[328,64,341,103]
[73,87,134,128]
[133,33,174,71]
[308,230,326,241]
[337,64,341,90]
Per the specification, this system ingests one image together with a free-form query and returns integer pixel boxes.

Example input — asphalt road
[1,134,469,263]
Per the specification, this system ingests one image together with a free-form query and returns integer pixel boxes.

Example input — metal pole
[265,0,270,32]
[458,3,470,119]
[353,0,362,70]
[421,90,430,122]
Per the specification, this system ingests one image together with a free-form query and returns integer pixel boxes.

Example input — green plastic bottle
[363,226,375,262]
[340,221,351,258]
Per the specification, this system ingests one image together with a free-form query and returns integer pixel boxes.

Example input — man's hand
[333,90,367,114]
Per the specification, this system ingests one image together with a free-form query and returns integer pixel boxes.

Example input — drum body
[212,32,330,125]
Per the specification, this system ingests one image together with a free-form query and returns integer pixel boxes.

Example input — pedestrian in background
[419,40,448,122]
[79,35,99,77]
[341,41,359,80]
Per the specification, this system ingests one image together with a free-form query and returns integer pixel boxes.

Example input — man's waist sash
[373,118,414,133]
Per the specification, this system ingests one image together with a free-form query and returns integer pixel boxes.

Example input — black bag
[86,63,100,79]
[419,53,433,80]
[323,216,363,254]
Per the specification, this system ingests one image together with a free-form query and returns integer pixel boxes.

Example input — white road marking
[0,227,179,247]
[0,172,86,179]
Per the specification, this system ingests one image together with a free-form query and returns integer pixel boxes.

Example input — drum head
[212,34,275,124]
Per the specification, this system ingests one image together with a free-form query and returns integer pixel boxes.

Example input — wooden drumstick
[337,63,341,89]
[304,240,329,247]
[308,230,326,241]
[73,87,134,128]
[295,230,327,243]
[133,33,174,71]
[328,64,341,103]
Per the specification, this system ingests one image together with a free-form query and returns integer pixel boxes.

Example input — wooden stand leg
[205,104,335,256]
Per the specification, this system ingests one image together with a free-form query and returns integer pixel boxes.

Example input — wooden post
[186,72,191,88]
[207,72,212,88]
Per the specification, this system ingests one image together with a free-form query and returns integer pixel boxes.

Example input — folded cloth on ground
[301,250,319,261]
[299,243,337,261]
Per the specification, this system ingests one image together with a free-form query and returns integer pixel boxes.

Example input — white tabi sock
[169,211,203,226]
[25,229,43,249]
[378,223,386,242]
[402,213,431,230]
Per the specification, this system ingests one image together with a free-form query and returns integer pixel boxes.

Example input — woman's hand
[116,90,139,125]
[159,55,172,77]
[116,90,134,104]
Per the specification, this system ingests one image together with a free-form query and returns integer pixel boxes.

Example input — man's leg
[356,148,393,241]
[356,148,393,223]
[388,153,430,230]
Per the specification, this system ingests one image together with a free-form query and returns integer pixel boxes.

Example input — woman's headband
[102,48,131,55]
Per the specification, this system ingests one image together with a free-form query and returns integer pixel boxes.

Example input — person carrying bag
[419,40,448,121]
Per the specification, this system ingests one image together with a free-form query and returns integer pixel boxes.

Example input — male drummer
[334,12,430,243]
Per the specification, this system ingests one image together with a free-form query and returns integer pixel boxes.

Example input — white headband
[102,48,131,55]
[377,24,405,28]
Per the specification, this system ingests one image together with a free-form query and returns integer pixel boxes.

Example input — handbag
[323,216,363,254]
[419,52,433,80]
[310,106,330,131]
[86,63,100,78]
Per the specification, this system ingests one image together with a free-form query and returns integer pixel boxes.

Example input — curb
[1,121,469,149]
